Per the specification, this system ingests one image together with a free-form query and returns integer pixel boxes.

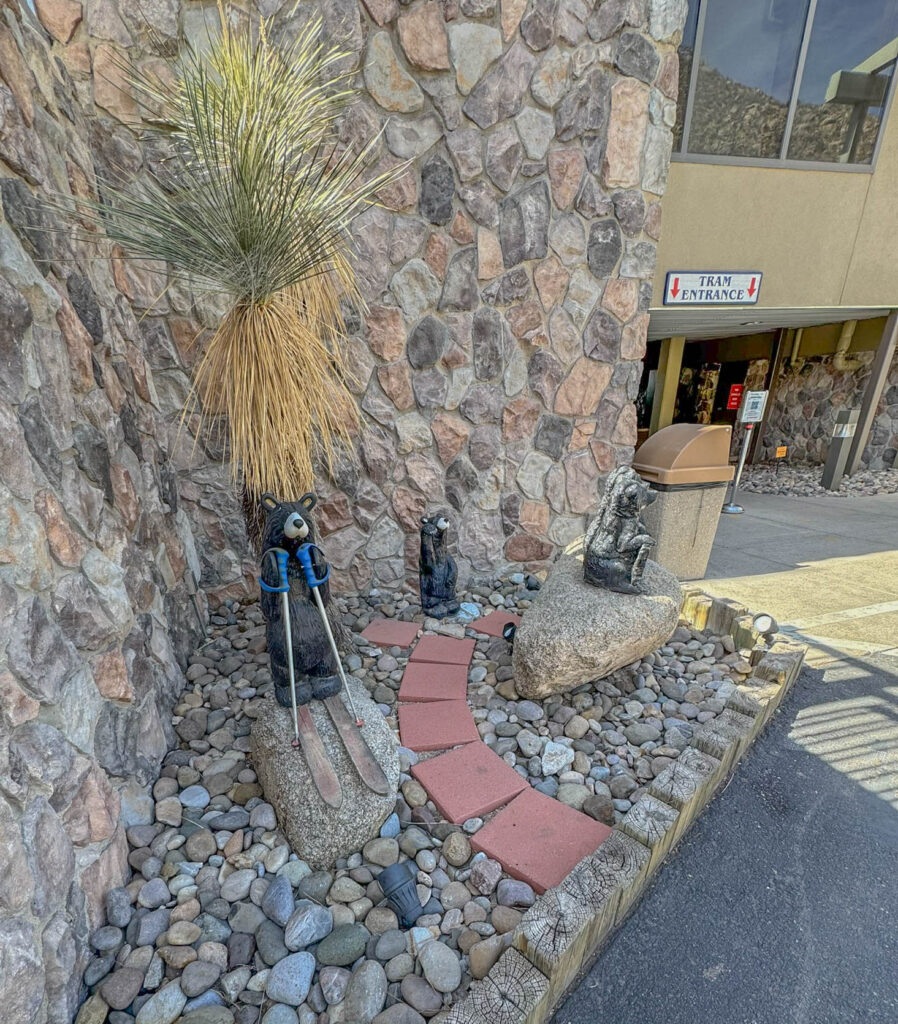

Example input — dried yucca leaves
[71,5,397,515]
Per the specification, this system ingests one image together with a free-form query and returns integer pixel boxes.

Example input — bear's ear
[260,493,280,512]
[299,492,317,511]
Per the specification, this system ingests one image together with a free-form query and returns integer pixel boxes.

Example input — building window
[675,0,898,169]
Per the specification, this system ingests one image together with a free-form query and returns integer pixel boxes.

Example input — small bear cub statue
[259,492,341,708]
[419,514,459,619]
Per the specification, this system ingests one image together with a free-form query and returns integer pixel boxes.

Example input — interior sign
[664,271,762,306]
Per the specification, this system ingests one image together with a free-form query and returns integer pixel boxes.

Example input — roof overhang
[647,305,893,342]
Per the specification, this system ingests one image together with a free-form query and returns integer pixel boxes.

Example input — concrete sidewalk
[701,491,898,665]
[552,654,898,1024]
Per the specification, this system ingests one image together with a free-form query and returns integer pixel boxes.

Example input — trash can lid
[633,424,735,485]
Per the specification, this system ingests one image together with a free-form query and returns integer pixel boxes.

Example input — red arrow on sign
[670,277,680,299]
[748,277,757,297]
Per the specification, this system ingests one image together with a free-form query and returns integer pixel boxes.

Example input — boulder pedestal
[251,677,399,868]
[511,553,682,699]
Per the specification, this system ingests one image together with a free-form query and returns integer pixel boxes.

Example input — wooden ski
[324,695,391,796]
[295,704,343,809]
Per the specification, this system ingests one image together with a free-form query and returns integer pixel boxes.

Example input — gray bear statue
[259,493,342,707]
[419,514,459,618]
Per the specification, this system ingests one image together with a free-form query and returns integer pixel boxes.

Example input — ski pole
[295,542,364,727]
[260,547,301,748]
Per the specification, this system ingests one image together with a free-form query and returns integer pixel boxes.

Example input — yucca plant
[73,6,395,540]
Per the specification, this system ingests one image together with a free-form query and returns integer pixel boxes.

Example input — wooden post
[846,311,898,475]
[649,335,686,434]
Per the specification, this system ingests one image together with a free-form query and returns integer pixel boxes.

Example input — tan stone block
[554,358,613,416]
[366,305,406,362]
[611,404,637,445]
[34,490,86,567]
[0,21,35,126]
[502,395,541,441]
[80,825,129,929]
[603,78,649,189]
[547,148,584,210]
[93,43,137,122]
[425,232,451,278]
[451,210,476,244]
[90,650,134,702]
[519,500,550,535]
[621,313,649,360]
[506,301,543,341]
[570,419,595,451]
[602,278,639,322]
[534,255,569,310]
[0,670,39,726]
[362,0,398,26]
[431,412,470,464]
[391,485,427,530]
[501,0,527,40]
[62,764,119,845]
[398,2,449,70]
[478,228,504,280]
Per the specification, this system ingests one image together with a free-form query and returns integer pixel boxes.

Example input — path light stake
[259,547,301,746]
[378,862,423,927]
[296,542,364,727]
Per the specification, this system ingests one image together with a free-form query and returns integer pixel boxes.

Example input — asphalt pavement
[553,653,898,1024]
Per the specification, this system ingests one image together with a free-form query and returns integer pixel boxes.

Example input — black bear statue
[419,514,459,618]
[259,492,342,708]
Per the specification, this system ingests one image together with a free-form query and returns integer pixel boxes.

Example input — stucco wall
[653,73,898,309]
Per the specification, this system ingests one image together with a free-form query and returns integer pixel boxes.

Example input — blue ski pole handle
[296,543,330,588]
[259,548,290,593]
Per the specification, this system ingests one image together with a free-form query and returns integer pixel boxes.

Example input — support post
[846,311,898,475]
[821,408,860,490]
[649,335,686,434]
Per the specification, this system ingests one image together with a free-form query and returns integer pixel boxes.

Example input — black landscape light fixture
[378,862,423,928]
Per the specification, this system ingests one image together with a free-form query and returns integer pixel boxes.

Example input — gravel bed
[740,462,898,498]
[80,578,752,1024]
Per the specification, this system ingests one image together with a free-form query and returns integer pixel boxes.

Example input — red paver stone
[469,610,522,637]
[360,618,421,648]
[408,635,476,666]
[411,742,528,824]
[398,661,469,702]
[470,787,613,893]
[398,700,480,752]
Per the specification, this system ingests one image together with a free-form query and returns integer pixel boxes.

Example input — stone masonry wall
[0,6,250,1023]
[285,0,686,589]
[760,350,898,470]
[0,1,686,1020]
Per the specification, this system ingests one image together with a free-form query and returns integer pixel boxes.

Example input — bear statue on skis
[259,492,342,708]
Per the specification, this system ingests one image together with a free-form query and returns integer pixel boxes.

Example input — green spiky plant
[76,6,395,541]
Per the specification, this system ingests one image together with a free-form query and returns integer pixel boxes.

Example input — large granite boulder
[251,677,399,867]
[511,553,682,699]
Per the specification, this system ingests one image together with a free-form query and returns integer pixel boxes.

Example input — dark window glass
[688,0,810,158]
[787,0,898,163]
[673,0,701,151]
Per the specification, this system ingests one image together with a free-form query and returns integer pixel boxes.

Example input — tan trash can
[632,424,735,580]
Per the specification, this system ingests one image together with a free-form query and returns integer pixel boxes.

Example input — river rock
[511,553,681,698]
[251,680,399,868]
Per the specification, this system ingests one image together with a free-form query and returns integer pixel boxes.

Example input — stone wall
[279,0,686,589]
[0,6,250,1023]
[759,350,898,470]
[0,1,687,1020]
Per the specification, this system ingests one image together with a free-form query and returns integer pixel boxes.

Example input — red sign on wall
[727,384,745,410]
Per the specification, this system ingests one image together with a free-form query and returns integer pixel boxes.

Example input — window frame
[674,0,898,172]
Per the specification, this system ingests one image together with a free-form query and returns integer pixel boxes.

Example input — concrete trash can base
[633,424,735,581]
